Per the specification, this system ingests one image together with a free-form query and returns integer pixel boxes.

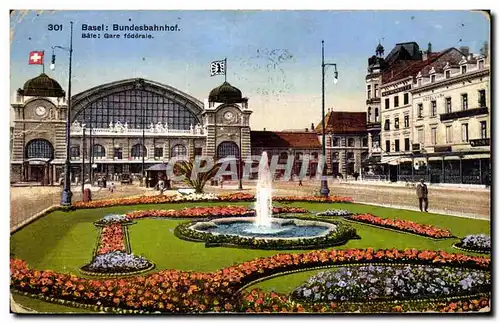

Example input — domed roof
[376,43,384,52]
[208,81,242,104]
[19,73,65,97]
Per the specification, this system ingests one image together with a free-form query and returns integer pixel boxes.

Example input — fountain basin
[175,216,357,250]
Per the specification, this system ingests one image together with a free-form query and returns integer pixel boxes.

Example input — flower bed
[454,234,491,254]
[81,251,155,276]
[97,224,126,255]
[291,264,491,303]
[346,214,454,239]
[72,193,353,209]
[315,209,352,217]
[94,214,133,226]
[174,217,357,250]
[10,249,490,313]
[238,288,490,313]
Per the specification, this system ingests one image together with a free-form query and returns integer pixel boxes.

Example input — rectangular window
[404,115,409,128]
[418,128,424,144]
[480,121,487,139]
[430,74,436,83]
[404,138,410,151]
[418,103,424,118]
[445,97,452,113]
[431,100,437,117]
[394,117,400,129]
[154,147,163,159]
[462,124,469,142]
[478,89,486,107]
[418,78,422,86]
[332,152,339,160]
[332,137,339,146]
[461,65,467,74]
[445,70,451,79]
[113,147,123,160]
[384,119,390,131]
[367,85,371,99]
[347,152,354,159]
[403,93,409,105]
[195,147,203,156]
[394,139,400,152]
[385,98,390,109]
[446,125,453,143]
[362,137,368,147]
[374,84,379,97]
[462,94,468,110]
[431,128,437,145]
[348,138,355,147]
[394,95,399,108]
[385,140,390,153]
[479,60,484,69]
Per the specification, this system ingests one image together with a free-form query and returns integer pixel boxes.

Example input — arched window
[171,144,187,158]
[367,107,372,122]
[311,152,319,160]
[70,145,80,158]
[375,108,379,122]
[75,89,199,130]
[131,144,147,158]
[216,141,239,159]
[93,144,106,158]
[25,139,54,159]
[279,152,288,161]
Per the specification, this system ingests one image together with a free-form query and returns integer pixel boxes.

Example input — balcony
[366,97,381,105]
[440,107,488,122]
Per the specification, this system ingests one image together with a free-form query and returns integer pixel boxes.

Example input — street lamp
[53,21,74,207]
[320,40,339,197]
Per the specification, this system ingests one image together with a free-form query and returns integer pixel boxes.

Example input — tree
[175,159,221,194]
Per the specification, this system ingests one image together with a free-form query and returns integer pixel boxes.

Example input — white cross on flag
[210,59,226,76]
[29,51,44,65]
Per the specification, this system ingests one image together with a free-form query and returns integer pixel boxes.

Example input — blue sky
[10,10,490,130]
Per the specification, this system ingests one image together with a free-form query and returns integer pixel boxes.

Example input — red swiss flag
[29,51,44,65]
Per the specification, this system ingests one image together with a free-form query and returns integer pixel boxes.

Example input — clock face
[224,111,234,121]
[35,106,47,116]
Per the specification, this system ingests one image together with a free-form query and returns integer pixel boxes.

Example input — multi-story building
[317,111,369,177]
[378,42,464,181]
[365,43,385,162]
[408,50,490,184]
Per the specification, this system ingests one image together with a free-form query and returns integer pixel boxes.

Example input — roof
[250,131,321,149]
[382,48,454,83]
[315,111,367,134]
[18,73,65,97]
[209,81,243,103]
[385,42,422,66]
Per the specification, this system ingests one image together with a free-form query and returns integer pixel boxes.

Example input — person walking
[416,178,428,212]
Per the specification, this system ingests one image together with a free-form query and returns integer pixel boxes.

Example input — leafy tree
[175,159,221,193]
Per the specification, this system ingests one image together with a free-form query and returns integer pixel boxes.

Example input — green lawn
[10,201,490,312]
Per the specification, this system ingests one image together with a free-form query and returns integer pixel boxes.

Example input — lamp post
[320,40,339,197]
[238,126,243,190]
[53,21,74,206]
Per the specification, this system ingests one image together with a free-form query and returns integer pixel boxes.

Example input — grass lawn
[10,201,490,312]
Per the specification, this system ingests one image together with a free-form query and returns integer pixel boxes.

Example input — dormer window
[461,65,467,74]
[478,60,485,70]
[417,78,422,86]
[445,70,451,79]
[430,75,436,83]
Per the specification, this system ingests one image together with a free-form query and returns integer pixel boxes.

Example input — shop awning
[462,153,491,160]
[380,156,400,165]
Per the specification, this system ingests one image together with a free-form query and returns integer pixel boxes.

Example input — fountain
[185,152,340,245]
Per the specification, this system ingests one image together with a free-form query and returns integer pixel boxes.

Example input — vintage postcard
[9,9,491,315]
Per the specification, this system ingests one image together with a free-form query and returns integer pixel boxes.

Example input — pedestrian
[109,182,115,193]
[298,178,303,186]
[416,178,428,212]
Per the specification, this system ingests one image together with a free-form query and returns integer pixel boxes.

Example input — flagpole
[42,51,45,73]
[224,58,227,82]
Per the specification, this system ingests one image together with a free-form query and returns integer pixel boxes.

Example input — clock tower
[11,73,67,184]
[203,81,252,162]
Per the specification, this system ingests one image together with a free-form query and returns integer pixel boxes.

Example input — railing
[362,174,388,181]
[70,126,205,136]
[440,107,488,122]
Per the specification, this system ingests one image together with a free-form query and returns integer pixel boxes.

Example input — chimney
[263,127,266,131]
[427,42,432,53]
[305,128,309,132]
[459,46,470,57]
[468,53,474,61]
[311,123,315,131]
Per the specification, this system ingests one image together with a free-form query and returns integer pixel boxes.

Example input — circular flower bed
[291,264,491,303]
[175,216,357,250]
[454,234,491,254]
[315,209,352,217]
[80,251,155,276]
